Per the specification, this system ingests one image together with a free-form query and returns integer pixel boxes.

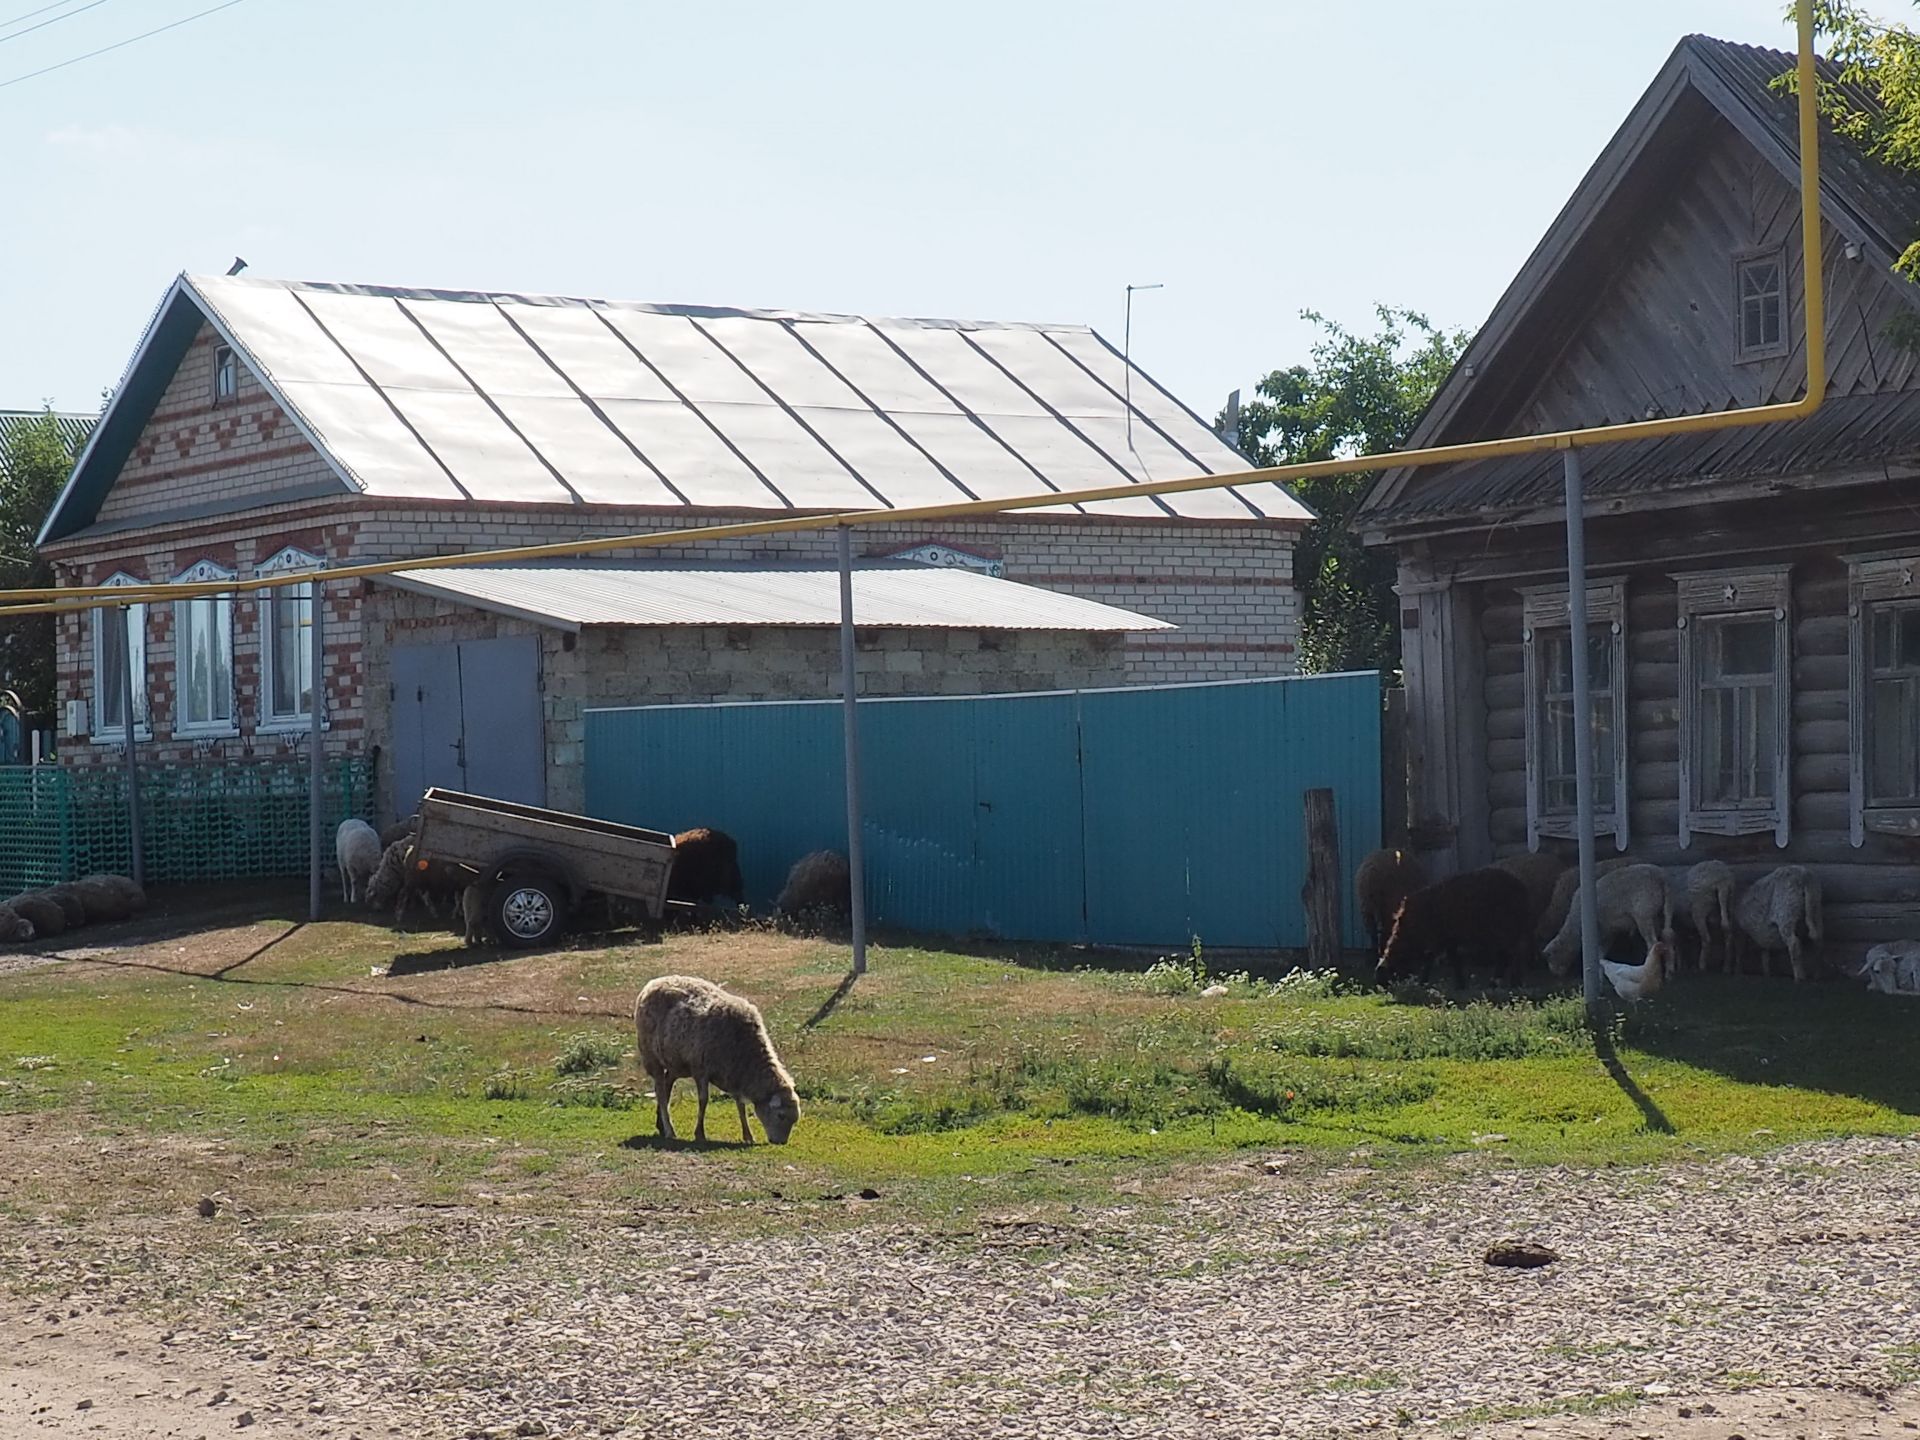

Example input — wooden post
[1302,787,1342,970]
[1380,686,1409,849]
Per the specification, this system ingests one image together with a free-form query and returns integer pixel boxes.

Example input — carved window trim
[1675,564,1792,847]
[91,573,151,742]
[1521,578,1630,852]
[256,546,323,731]
[1847,553,1920,843]
[171,560,238,739]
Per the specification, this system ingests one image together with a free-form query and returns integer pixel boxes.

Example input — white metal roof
[181,275,1307,523]
[375,562,1176,633]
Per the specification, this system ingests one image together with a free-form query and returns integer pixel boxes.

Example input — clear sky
[0,0,1818,424]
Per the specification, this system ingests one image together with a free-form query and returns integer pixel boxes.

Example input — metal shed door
[389,635,546,815]
[390,642,464,817]
[455,635,545,807]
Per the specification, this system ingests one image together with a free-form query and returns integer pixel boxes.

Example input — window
[257,546,320,729]
[171,560,235,736]
[1735,251,1787,361]
[1522,579,1630,851]
[213,345,238,401]
[1846,555,1920,843]
[91,573,149,741]
[1676,566,1792,846]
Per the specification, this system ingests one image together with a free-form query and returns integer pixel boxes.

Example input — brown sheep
[1354,848,1425,957]
[79,874,147,914]
[70,876,135,924]
[667,828,744,908]
[635,974,799,1145]
[1493,851,1565,935]
[40,885,87,929]
[4,893,65,939]
[776,850,851,921]
[1377,867,1533,989]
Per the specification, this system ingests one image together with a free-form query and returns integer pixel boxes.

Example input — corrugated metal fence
[585,673,1380,949]
[0,757,372,895]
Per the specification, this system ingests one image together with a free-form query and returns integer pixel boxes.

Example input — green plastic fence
[0,758,372,895]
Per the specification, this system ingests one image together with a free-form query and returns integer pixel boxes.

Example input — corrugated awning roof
[0,410,94,459]
[40,275,1308,540]
[374,562,1176,634]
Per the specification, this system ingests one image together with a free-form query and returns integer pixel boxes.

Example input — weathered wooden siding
[1507,118,1920,438]
[1470,516,1920,955]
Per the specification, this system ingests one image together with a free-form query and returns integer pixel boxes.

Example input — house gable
[41,281,352,545]
[1360,34,1920,536]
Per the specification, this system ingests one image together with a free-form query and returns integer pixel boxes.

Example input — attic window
[213,345,238,401]
[1735,251,1787,361]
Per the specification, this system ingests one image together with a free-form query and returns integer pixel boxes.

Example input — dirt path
[2,1135,1917,1438]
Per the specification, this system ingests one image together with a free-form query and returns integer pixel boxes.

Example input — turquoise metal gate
[584,672,1381,949]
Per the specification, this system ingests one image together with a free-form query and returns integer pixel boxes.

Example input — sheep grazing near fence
[1683,861,1737,972]
[1541,864,1673,978]
[335,819,382,905]
[4,893,64,939]
[635,974,800,1146]
[668,829,745,909]
[1376,867,1533,989]
[776,850,851,922]
[1861,940,1920,996]
[1354,848,1425,957]
[1493,852,1565,936]
[1534,855,1639,946]
[1735,864,1824,982]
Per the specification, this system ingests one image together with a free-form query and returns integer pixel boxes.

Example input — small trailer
[412,787,678,947]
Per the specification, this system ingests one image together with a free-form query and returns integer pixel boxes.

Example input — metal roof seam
[583,303,793,509]
[286,288,474,500]
[859,320,1084,515]
[393,297,586,506]
[777,318,982,503]
[489,300,691,507]
[686,315,896,512]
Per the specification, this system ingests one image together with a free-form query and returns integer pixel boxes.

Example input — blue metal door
[390,642,463,818]
[456,635,545,807]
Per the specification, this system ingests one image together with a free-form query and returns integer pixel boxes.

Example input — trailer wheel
[491,872,568,948]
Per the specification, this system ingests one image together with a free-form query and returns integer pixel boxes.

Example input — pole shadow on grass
[1593,1021,1675,1135]
[802,970,860,1029]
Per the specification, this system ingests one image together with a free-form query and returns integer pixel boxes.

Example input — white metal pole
[837,526,868,975]
[1561,450,1604,1021]
[120,603,143,887]
[309,581,325,922]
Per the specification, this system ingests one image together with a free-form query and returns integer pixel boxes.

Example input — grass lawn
[0,890,1915,1222]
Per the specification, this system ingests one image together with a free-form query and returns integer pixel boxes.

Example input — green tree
[1231,307,1469,675]
[1785,3,1920,283]
[0,408,79,716]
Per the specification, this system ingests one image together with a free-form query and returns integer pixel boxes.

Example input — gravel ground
[5,1136,1918,1439]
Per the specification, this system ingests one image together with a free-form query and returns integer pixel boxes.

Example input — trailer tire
[490,871,568,948]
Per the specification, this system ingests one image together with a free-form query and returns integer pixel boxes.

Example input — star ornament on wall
[1722,583,1739,603]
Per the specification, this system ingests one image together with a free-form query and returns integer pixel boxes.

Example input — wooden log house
[1358,35,1920,957]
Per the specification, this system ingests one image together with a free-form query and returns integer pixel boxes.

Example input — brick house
[40,275,1309,819]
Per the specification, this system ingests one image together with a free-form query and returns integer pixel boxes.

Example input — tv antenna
[1123,282,1163,457]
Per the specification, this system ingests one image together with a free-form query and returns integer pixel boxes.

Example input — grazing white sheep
[335,819,382,905]
[1542,863,1673,977]
[635,975,799,1146]
[1683,861,1737,972]
[1860,941,1920,996]
[1734,865,1824,982]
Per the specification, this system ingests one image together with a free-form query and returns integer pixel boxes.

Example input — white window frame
[91,573,151,743]
[170,560,238,739]
[1675,565,1792,847]
[1847,553,1920,844]
[256,546,323,732]
[213,344,238,402]
[1733,248,1789,363]
[1521,578,1630,852]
